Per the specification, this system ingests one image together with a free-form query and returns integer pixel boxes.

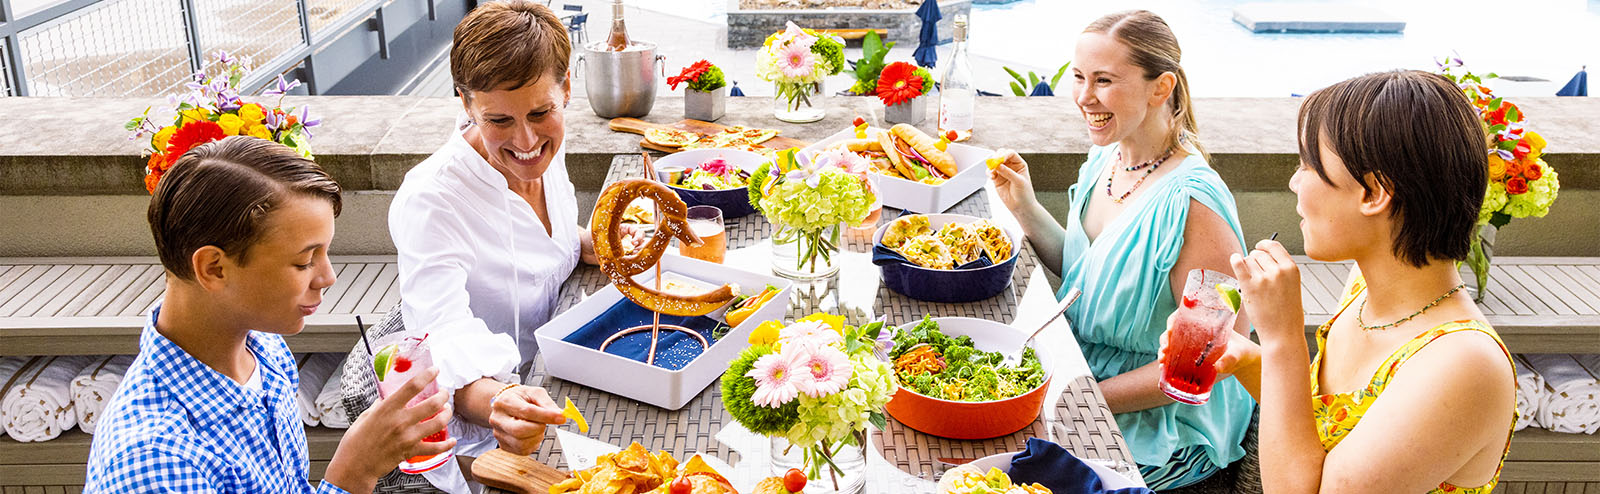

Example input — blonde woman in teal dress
[989,10,1254,489]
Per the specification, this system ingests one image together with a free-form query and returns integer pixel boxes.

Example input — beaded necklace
[1356,283,1466,331]
[1105,148,1175,204]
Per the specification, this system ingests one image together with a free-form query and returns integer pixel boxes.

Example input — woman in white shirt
[388,2,619,491]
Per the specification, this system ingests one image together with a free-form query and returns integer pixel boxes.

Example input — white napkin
[1513,354,1544,431]
[0,357,35,439]
[2,355,97,442]
[296,353,343,427]
[1522,354,1599,434]
[314,357,349,429]
[71,355,134,434]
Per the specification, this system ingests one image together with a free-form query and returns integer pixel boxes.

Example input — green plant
[847,31,896,95]
[1004,62,1071,96]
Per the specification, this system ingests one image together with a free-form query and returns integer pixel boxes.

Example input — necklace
[1105,148,1174,204]
[1356,283,1466,331]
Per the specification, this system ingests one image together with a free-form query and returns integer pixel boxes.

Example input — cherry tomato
[669,475,692,494]
[852,116,866,127]
[782,468,807,492]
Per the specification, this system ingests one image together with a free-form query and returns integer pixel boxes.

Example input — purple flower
[263,75,302,96]
[215,50,233,65]
[215,93,242,112]
[296,105,321,137]
[265,110,285,131]
[1496,149,1515,161]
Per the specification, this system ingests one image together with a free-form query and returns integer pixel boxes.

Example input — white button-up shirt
[389,116,582,493]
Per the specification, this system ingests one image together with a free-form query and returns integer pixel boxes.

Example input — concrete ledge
[1232,3,1405,33]
[725,0,971,48]
[3,95,1595,195]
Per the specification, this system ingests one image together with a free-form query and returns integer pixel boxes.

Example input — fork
[1002,288,1082,367]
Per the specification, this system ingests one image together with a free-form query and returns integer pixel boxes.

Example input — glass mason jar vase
[771,224,841,281]
[774,81,826,123]
[769,433,867,494]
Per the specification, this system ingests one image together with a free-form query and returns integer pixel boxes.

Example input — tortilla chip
[562,397,589,434]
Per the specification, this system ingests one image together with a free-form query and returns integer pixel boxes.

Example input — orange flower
[1486,154,1506,180]
[144,169,163,194]
[1523,162,1543,181]
[1503,159,1525,179]
[146,153,164,173]
[1505,176,1529,195]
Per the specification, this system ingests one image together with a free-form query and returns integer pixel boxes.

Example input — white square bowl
[535,254,794,410]
[800,127,994,213]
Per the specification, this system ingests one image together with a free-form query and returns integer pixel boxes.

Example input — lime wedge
[373,344,397,381]
[562,397,590,434]
[1216,283,1242,313]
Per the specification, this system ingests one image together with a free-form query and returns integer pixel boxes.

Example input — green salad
[889,316,1045,402]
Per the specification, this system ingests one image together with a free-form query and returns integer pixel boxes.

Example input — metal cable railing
[14,0,192,96]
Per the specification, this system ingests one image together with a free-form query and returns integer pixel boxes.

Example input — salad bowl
[885,317,1056,439]
[651,148,765,219]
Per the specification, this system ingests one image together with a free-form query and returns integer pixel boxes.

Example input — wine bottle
[605,0,630,51]
[938,14,975,140]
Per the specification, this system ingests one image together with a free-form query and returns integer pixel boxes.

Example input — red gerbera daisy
[668,60,714,90]
[164,120,227,167]
[876,62,925,107]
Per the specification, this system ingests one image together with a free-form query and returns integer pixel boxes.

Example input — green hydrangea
[785,354,896,448]
[721,344,799,435]
[689,65,726,92]
[757,168,873,231]
[748,160,773,215]
[812,35,846,76]
[1505,164,1558,219]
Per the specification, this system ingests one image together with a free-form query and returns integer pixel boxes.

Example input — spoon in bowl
[1002,288,1082,367]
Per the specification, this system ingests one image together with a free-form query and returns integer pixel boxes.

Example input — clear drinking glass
[679,205,726,264]
[1160,268,1240,405]
[373,332,453,474]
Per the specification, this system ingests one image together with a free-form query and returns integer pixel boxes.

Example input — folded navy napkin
[561,298,722,370]
[1009,437,1153,494]
[871,243,993,270]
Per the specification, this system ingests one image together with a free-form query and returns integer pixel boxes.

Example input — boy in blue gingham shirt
[86,137,453,493]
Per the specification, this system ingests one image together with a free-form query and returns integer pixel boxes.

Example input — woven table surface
[497,155,1139,492]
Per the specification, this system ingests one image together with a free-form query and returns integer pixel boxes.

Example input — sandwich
[972,220,1013,262]
[937,222,983,266]
[877,124,958,184]
[898,235,956,270]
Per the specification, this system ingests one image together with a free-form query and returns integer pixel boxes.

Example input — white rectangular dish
[800,126,994,213]
[535,254,793,410]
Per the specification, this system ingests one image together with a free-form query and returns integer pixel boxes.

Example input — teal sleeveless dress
[1056,145,1255,489]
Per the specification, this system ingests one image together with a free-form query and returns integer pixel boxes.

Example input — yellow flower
[179,108,211,124]
[238,103,266,124]
[152,126,177,152]
[749,320,784,346]
[246,124,272,140]
[797,313,846,334]
[1486,153,1507,181]
[1523,131,1545,162]
[216,113,245,136]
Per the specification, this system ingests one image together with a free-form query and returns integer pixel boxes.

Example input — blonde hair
[1083,10,1208,163]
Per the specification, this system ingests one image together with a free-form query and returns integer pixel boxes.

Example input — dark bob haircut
[148,136,343,280]
[1298,70,1487,268]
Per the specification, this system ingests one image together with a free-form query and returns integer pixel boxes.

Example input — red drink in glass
[1160,269,1239,405]
[374,332,453,474]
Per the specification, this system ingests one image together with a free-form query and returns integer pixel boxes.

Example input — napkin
[1009,438,1153,494]
[870,244,994,270]
[561,298,724,370]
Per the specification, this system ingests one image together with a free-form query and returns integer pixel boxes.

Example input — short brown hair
[1298,70,1487,267]
[451,1,571,96]
[148,136,343,280]
[1084,10,1208,162]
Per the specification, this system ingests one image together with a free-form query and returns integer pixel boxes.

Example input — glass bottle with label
[605,0,630,51]
[938,15,975,140]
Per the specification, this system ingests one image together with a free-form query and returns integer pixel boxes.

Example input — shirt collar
[141,304,279,430]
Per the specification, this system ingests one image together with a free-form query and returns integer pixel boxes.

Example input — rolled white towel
[2,355,97,442]
[1513,354,1544,431]
[1522,354,1599,434]
[71,355,134,434]
[297,353,342,427]
[0,357,35,439]
[315,357,350,429]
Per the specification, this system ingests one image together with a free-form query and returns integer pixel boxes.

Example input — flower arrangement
[720,314,896,490]
[668,60,727,92]
[875,61,935,107]
[845,31,895,95]
[749,148,875,274]
[127,51,319,193]
[1438,56,1560,299]
[756,21,847,113]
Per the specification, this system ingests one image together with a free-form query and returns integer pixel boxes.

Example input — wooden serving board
[608,117,811,153]
[472,448,572,494]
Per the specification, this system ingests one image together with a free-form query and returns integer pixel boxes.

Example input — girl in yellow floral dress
[1163,70,1517,493]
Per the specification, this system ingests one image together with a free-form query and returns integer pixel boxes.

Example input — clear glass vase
[774,81,826,123]
[771,225,841,281]
[769,432,867,494]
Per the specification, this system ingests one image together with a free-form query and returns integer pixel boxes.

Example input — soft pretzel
[591,178,736,316]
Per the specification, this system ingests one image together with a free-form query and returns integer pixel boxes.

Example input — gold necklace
[1356,283,1466,331]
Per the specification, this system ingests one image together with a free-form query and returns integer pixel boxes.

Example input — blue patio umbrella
[1029,81,1054,96]
[1556,66,1587,96]
[729,81,745,97]
[913,0,941,68]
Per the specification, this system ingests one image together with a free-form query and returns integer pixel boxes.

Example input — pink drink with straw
[1160,269,1240,405]
[373,333,453,474]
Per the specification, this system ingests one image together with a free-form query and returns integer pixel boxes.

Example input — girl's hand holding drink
[1158,268,1243,404]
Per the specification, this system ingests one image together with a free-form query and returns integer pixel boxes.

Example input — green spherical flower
[721,344,798,435]
[811,36,846,76]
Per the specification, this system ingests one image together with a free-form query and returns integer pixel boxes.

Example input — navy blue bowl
[873,214,1019,303]
[653,149,765,219]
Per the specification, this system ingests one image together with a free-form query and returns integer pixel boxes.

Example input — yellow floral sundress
[1309,276,1516,493]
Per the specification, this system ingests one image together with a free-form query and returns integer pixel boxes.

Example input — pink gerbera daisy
[791,345,852,398]
[776,42,816,79]
[746,352,802,407]
[779,320,841,347]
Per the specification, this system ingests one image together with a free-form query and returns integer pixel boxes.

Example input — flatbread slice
[644,128,702,148]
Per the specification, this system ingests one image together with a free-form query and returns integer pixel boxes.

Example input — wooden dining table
[490,154,1143,492]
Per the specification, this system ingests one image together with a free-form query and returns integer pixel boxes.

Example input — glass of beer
[1160,268,1240,405]
[680,205,726,263]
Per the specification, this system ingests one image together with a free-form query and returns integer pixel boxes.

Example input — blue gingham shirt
[85,306,352,494]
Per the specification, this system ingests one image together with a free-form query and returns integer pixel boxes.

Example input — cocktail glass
[373,332,453,474]
[1160,268,1240,405]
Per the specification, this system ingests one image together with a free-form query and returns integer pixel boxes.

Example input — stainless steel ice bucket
[579,41,664,118]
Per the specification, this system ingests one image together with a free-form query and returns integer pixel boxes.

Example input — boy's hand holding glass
[329,367,455,491]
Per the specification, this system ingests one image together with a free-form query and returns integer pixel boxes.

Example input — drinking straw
[1269,232,1279,241]
[356,315,374,356]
